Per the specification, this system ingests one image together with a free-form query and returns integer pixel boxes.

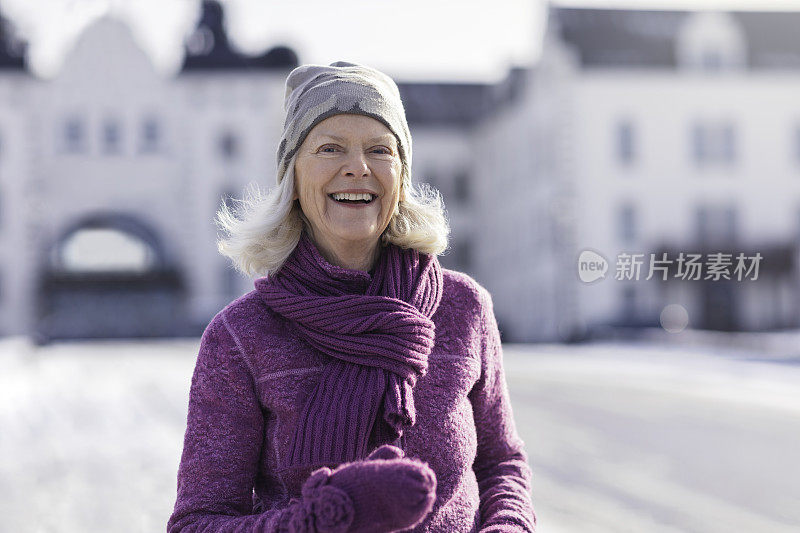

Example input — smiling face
[293,113,402,267]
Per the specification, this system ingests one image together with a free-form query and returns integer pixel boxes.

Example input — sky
[5,0,800,82]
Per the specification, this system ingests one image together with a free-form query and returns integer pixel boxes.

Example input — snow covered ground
[506,342,800,533]
[1,335,798,532]
[0,338,198,533]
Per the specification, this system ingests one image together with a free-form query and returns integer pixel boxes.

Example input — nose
[342,150,370,178]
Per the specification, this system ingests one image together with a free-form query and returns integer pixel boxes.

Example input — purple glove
[279,444,437,533]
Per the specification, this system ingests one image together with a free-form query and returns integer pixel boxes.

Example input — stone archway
[35,212,191,343]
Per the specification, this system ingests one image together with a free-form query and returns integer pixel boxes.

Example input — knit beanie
[276,60,412,187]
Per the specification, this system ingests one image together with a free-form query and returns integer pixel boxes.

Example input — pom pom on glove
[279,444,437,533]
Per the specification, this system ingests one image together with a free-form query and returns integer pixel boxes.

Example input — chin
[331,224,380,241]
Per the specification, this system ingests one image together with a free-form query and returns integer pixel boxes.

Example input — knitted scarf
[255,230,443,469]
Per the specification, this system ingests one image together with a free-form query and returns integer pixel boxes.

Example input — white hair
[215,156,450,278]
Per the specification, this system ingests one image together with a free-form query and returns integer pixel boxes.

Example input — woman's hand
[280,444,437,533]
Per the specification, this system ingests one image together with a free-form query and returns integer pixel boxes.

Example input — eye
[318,144,340,153]
[371,146,393,155]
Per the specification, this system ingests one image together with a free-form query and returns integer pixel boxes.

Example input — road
[505,342,800,533]
[1,337,798,532]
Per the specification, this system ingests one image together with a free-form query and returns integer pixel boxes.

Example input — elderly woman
[168,61,536,533]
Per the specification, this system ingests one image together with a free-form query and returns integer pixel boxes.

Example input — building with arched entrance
[0,1,536,342]
[0,1,298,340]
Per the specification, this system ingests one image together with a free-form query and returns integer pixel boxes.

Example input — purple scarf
[255,231,443,469]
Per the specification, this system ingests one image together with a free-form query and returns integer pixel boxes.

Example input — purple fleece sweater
[168,267,536,532]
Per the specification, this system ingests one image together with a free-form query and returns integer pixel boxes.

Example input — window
[102,119,121,154]
[452,170,470,204]
[702,49,722,70]
[63,117,85,153]
[724,205,738,241]
[696,204,737,243]
[691,122,706,163]
[618,203,636,243]
[140,117,160,153]
[221,262,239,297]
[219,131,238,160]
[793,126,800,165]
[676,12,746,72]
[452,239,473,270]
[721,123,736,162]
[616,120,635,164]
[440,239,473,271]
[691,121,736,165]
[549,211,560,250]
[620,285,637,321]
[696,205,708,242]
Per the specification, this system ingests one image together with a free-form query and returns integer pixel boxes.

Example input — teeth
[331,192,375,201]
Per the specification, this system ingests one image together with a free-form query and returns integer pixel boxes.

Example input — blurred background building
[0,0,799,343]
[0,1,298,342]
[548,7,800,339]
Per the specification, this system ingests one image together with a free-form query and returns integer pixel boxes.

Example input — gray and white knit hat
[276,60,412,186]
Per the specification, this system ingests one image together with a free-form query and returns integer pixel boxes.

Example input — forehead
[308,114,396,144]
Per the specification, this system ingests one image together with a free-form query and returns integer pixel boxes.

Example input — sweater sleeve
[167,316,294,533]
[469,288,537,532]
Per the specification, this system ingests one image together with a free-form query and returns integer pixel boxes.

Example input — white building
[0,2,296,341]
[2,1,799,343]
[543,6,800,337]
[409,5,800,341]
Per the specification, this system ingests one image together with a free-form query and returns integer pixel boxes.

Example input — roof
[398,83,495,127]
[181,0,531,126]
[180,0,298,73]
[735,12,800,68]
[554,6,800,69]
[398,67,530,127]
[0,12,26,71]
